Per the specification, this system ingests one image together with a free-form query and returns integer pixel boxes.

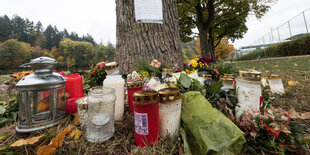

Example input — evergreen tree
[0,15,12,42]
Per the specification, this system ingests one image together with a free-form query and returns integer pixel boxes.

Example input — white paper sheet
[134,0,163,24]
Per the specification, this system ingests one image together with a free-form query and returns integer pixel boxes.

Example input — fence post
[271,28,274,42]
[303,11,309,33]
[288,21,292,37]
[277,27,281,42]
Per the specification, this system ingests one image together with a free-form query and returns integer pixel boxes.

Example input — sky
[0,0,309,48]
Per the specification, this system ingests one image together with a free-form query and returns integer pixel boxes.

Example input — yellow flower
[140,71,150,78]
[189,69,197,74]
[185,69,190,74]
[189,59,198,68]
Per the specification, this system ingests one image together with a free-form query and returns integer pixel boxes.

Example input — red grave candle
[65,74,83,99]
[133,90,160,147]
[127,80,143,115]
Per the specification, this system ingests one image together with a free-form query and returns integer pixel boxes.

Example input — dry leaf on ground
[36,125,71,155]
[73,113,80,125]
[36,145,56,155]
[288,81,299,86]
[300,112,310,120]
[289,108,310,120]
[10,134,45,147]
[69,128,82,140]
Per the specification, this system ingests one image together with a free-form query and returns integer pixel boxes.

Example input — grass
[228,56,310,113]
[0,74,10,85]
[0,112,181,154]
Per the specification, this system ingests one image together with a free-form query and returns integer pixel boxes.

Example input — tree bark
[115,0,183,74]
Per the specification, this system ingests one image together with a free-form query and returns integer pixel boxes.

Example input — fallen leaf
[300,112,310,120]
[10,134,45,147]
[289,108,310,120]
[36,145,56,155]
[73,113,80,125]
[69,129,82,140]
[276,69,280,72]
[0,146,9,151]
[288,81,299,86]
[36,125,71,155]
[293,63,298,67]
[289,108,300,119]
[53,125,71,147]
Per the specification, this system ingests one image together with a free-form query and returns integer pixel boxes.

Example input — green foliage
[84,65,107,89]
[211,63,237,75]
[0,15,97,48]
[0,94,19,128]
[181,40,199,60]
[136,59,162,77]
[235,34,310,61]
[177,73,206,96]
[0,39,31,69]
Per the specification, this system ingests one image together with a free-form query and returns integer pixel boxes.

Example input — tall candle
[65,74,83,99]
[103,75,125,121]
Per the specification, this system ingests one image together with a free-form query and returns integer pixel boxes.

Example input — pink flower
[150,59,162,68]
[260,96,263,106]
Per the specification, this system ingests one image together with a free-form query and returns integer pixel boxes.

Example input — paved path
[226,55,310,64]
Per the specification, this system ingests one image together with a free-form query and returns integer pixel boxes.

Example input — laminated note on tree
[134,0,163,24]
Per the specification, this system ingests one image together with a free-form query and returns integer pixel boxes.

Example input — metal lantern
[235,69,262,118]
[15,57,67,132]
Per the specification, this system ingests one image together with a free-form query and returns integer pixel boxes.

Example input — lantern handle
[18,63,31,68]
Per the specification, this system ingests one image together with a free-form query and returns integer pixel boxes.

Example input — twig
[25,145,28,155]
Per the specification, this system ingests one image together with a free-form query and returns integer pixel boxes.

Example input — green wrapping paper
[181,91,246,155]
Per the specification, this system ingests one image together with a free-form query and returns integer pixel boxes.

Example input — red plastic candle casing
[65,74,83,99]
[127,80,143,115]
[133,90,160,147]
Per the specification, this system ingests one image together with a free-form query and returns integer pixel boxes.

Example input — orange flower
[213,69,219,75]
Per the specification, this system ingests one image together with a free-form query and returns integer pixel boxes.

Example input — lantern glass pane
[18,92,27,124]
[56,88,66,113]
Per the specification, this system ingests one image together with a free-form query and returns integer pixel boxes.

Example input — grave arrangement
[0,57,309,154]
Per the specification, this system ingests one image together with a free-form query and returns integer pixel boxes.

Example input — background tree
[0,15,12,42]
[177,0,276,58]
[115,0,184,74]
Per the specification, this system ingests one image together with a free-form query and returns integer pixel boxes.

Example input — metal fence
[252,8,310,46]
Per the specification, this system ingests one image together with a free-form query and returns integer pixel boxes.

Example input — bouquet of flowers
[84,62,107,89]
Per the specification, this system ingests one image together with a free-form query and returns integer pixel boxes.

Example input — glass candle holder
[86,87,115,143]
[158,88,182,139]
[134,90,160,147]
[76,97,88,129]
[268,74,285,95]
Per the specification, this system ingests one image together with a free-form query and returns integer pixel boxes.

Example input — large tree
[115,0,184,74]
[178,0,276,58]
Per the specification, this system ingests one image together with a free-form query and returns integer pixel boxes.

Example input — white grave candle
[103,75,125,121]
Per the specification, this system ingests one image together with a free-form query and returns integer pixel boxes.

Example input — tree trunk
[195,0,216,59]
[198,28,212,58]
[115,0,183,74]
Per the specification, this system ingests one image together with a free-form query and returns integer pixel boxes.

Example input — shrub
[235,34,310,61]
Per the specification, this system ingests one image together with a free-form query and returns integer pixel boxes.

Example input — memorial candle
[65,74,83,99]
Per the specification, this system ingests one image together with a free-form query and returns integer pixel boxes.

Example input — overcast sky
[0,0,309,48]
